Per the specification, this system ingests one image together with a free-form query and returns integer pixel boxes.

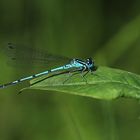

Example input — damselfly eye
[86,58,93,65]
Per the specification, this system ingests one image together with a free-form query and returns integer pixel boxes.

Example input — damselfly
[0,43,97,89]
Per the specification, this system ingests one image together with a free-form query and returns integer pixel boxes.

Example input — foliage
[21,66,140,100]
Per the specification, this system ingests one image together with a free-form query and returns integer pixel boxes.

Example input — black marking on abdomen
[48,70,51,73]
[32,75,36,78]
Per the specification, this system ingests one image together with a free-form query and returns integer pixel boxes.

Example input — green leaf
[21,67,140,100]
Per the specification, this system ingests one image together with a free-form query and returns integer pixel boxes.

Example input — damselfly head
[86,58,94,65]
[86,58,97,71]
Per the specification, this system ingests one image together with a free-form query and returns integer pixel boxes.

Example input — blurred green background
[0,0,140,140]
